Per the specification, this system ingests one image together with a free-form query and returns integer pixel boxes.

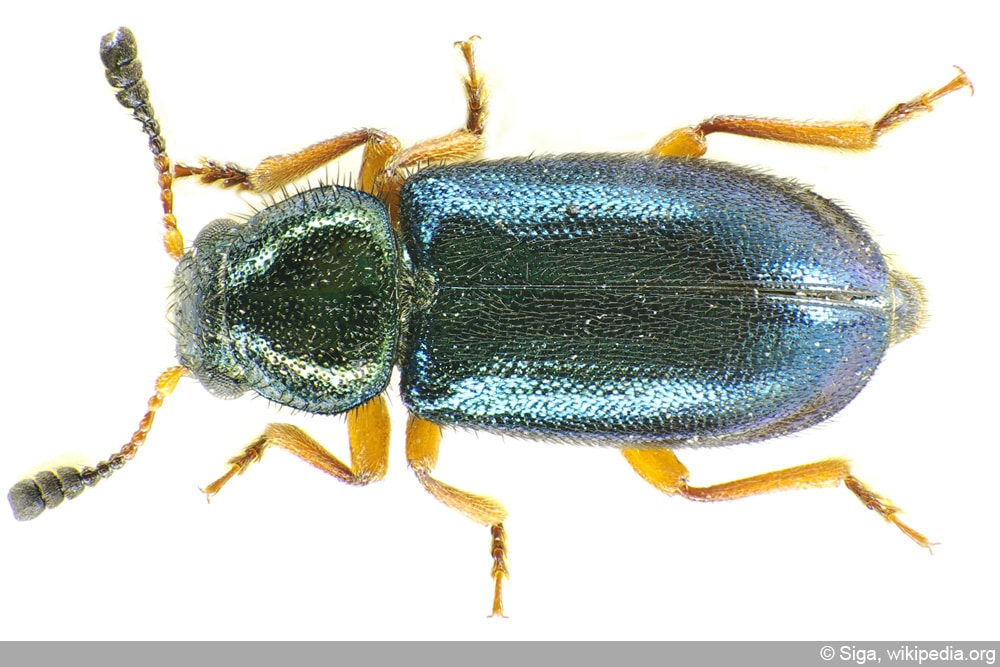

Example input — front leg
[173,36,488,203]
[203,394,391,497]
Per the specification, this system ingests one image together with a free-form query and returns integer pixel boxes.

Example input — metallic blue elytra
[170,153,921,448]
[397,154,922,445]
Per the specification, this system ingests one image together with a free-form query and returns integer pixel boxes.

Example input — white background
[0,0,995,640]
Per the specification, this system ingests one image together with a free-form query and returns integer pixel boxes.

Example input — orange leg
[173,36,487,205]
[622,448,932,549]
[406,415,510,617]
[203,394,390,497]
[652,68,972,158]
[384,36,487,176]
[173,128,402,195]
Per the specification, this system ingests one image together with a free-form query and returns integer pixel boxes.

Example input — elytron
[9,27,971,615]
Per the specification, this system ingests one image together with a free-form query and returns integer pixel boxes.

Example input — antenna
[8,28,190,520]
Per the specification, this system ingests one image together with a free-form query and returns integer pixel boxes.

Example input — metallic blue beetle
[8,27,970,616]
[177,155,922,445]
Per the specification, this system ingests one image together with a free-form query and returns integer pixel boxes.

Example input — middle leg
[406,415,510,617]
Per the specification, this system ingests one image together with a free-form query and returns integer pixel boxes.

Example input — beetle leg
[650,68,972,158]
[172,160,252,188]
[622,448,933,549]
[458,36,487,136]
[376,36,485,214]
[406,415,510,617]
[383,36,487,177]
[371,37,487,228]
[174,36,486,200]
[202,394,390,497]
[172,128,402,194]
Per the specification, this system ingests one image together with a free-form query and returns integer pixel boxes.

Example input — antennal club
[8,367,188,520]
[100,26,184,260]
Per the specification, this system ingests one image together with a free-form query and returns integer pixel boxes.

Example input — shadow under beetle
[8,27,972,616]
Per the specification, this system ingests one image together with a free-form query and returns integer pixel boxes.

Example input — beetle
[7,27,971,616]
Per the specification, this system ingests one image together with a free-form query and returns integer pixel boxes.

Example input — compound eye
[193,218,243,252]
[195,367,248,400]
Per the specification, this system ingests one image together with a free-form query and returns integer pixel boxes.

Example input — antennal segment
[100,27,184,260]
[8,366,188,520]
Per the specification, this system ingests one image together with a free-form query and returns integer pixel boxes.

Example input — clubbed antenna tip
[9,366,188,520]
[9,464,117,521]
[99,26,184,259]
